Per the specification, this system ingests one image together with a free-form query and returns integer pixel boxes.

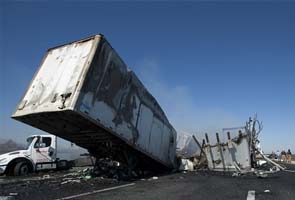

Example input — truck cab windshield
[26,137,35,150]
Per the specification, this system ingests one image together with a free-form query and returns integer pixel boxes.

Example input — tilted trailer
[12,34,177,173]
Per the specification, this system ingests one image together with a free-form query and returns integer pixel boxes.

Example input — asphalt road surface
[1,165,295,200]
[78,170,295,200]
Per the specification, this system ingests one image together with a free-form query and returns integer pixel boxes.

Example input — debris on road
[84,175,92,180]
[150,176,158,180]
[0,196,15,200]
[43,175,50,179]
[0,166,121,200]
[179,159,194,171]
[60,158,141,181]
[61,179,81,185]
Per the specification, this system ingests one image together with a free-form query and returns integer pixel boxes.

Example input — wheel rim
[20,164,29,175]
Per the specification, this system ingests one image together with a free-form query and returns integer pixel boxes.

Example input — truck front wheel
[13,161,31,176]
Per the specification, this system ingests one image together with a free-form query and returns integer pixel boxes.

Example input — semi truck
[0,135,77,176]
[11,34,178,173]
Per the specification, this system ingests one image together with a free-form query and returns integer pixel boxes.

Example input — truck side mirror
[36,143,46,148]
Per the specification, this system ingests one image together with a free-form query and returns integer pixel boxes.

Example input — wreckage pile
[177,116,286,178]
[176,133,207,171]
[91,158,139,181]
[68,158,157,181]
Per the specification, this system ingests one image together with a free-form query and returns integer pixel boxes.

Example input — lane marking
[284,169,295,173]
[247,190,255,200]
[55,183,135,200]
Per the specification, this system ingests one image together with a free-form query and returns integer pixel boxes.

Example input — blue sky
[0,1,294,153]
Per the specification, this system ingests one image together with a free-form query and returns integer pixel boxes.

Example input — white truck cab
[0,134,69,176]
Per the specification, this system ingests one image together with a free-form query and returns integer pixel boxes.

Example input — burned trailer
[203,117,285,176]
[203,130,252,172]
[12,34,177,172]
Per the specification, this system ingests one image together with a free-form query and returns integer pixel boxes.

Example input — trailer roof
[47,34,103,52]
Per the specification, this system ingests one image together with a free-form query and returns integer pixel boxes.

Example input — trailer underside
[12,110,170,173]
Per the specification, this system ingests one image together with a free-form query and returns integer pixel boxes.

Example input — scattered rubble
[0,196,15,200]
[148,176,158,181]
[61,179,81,185]
[42,175,50,179]
[0,166,122,200]
[179,159,194,171]
[60,158,146,181]
[0,193,18,200]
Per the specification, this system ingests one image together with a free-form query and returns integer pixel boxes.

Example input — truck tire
[13,161,31,176]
